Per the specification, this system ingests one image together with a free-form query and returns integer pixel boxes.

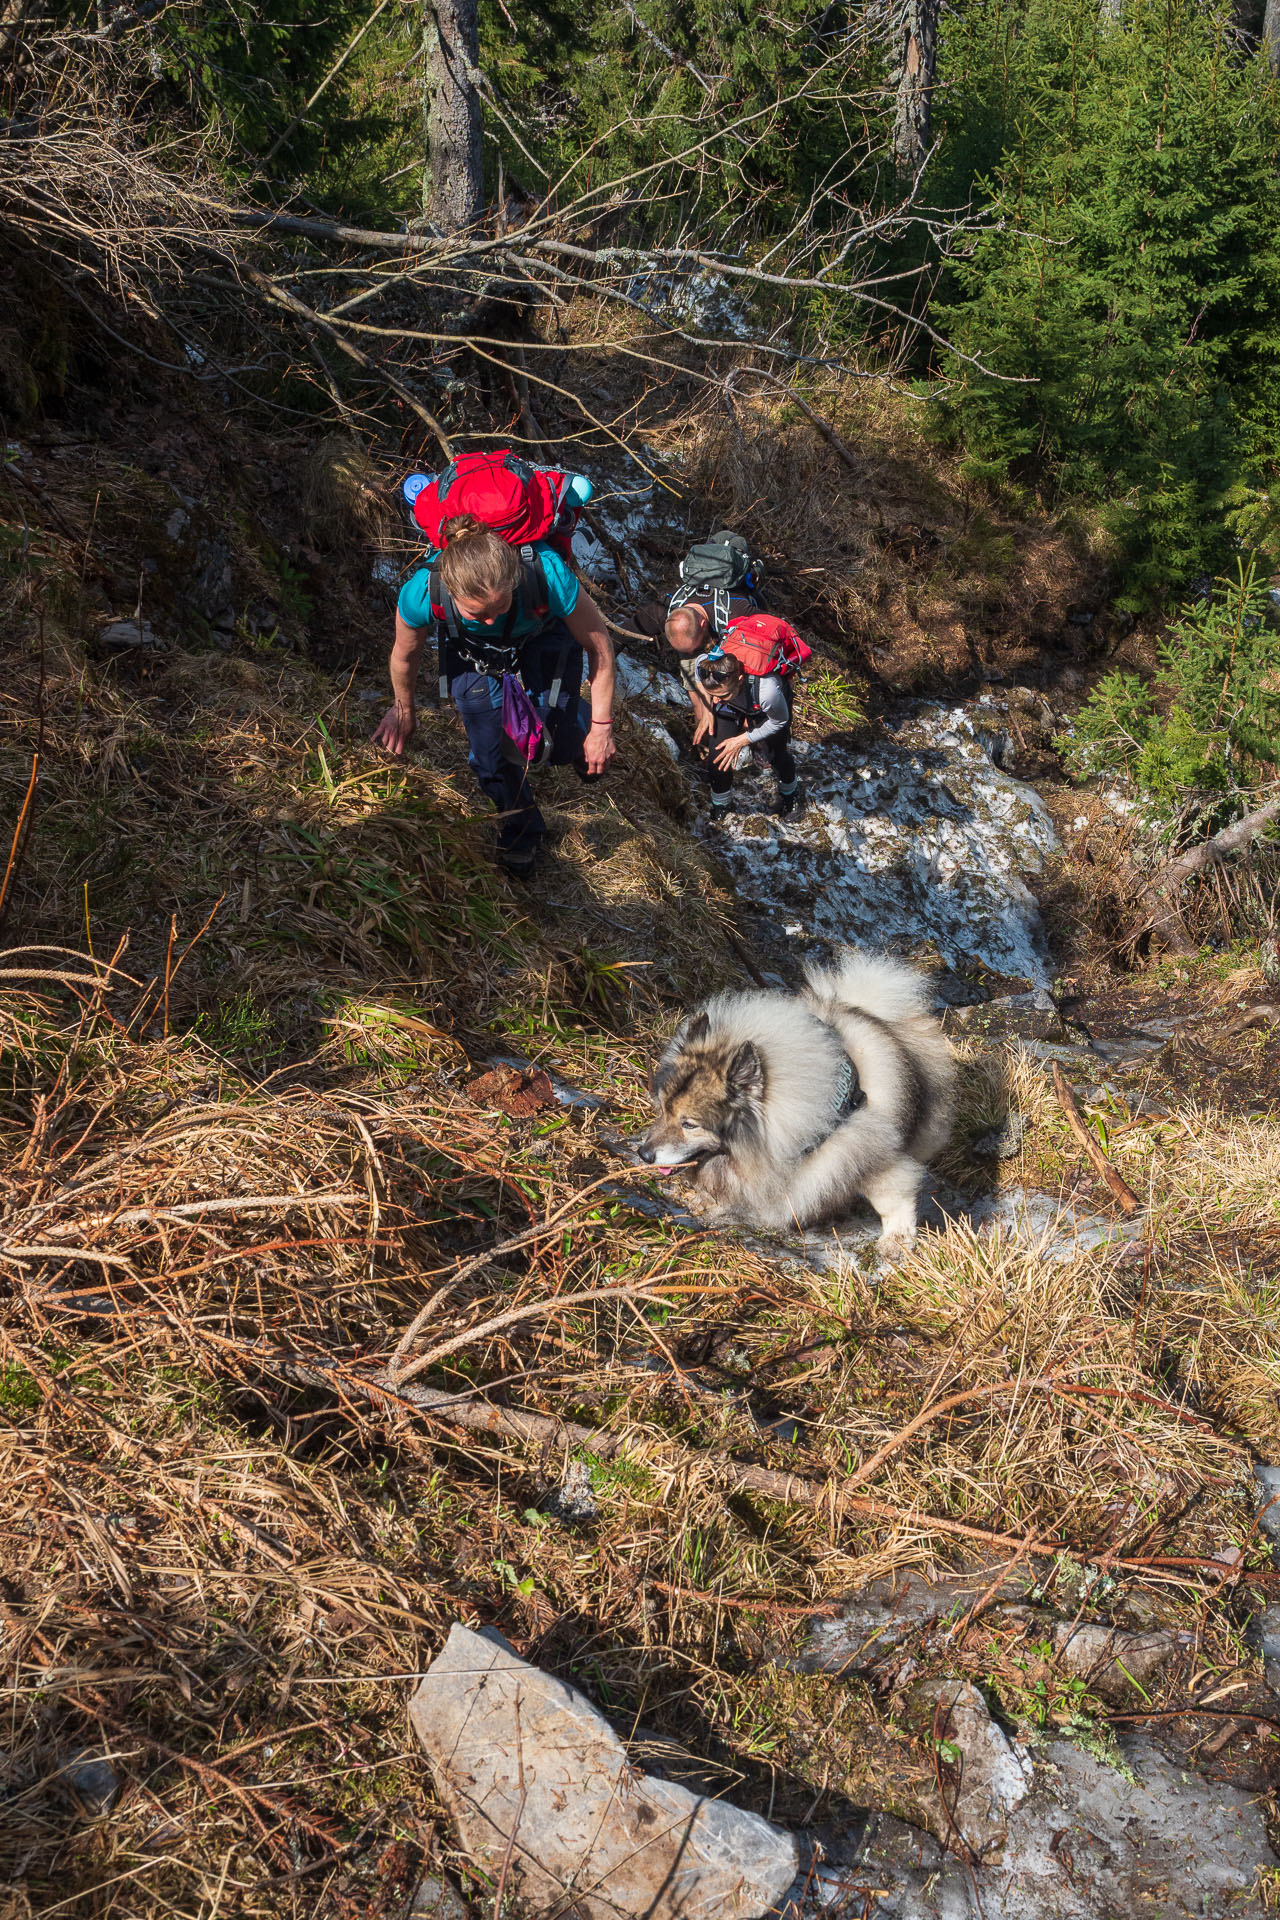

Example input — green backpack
[668,531,764,633]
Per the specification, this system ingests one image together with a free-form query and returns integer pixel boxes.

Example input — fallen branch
[261,1347,1062,1555]
[0,751,38,937]
[1051,1063,1141,1216]
[1139,791,1280,952]
[240,266,453,459]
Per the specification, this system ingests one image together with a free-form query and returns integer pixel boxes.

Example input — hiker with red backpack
[372,452,615,878]
[694,610,811,819]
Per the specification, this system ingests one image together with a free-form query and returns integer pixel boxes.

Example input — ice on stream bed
[618,658,1062,991]
[717,702,1060,988]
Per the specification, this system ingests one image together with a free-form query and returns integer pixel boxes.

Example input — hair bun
[441,513,488,545]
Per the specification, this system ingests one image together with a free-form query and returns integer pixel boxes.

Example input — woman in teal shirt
[372,517,616,876]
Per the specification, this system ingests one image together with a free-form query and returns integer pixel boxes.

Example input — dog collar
[811,1008,864,1136]
[831,1055,862,1121]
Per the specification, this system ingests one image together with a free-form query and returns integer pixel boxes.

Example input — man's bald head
[664,604,711,654]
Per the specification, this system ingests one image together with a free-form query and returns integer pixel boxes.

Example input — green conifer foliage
[1067,559,1280,828]
[931,0,1280,604]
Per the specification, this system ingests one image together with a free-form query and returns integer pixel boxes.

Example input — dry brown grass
[5,960,1279,1909]
[4,290,1280,1917]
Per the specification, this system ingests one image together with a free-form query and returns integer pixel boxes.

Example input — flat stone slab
[409,1624,800,1920]
[913,1680,1034,1861]
[790,1567,1027,1676]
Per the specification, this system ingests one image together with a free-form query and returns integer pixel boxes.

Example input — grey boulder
[1049,1620,1176,1702]
[792,1566,1024,1676]
[409,1624,800,1920]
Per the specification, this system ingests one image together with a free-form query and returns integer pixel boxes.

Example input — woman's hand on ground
[583,719,616,775]
[372,704,416,756]
[712,732,750,771]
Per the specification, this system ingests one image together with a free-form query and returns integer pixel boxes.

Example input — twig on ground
[1052,1063,1141,1216]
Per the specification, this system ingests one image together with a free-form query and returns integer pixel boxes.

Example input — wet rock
[1049,1621,1176,1703]
[63,1752,121,1815]
[790,1568,1026,1677]
[1253,1462,1280,1543]
[805,1811,965,1918]
[989,1735,1277,1917]
[966,1185,1141,1259]
[96,618,167,654]
[913,1680,1034,1861]
[1243,1597,1280,1689]
[540,1455,599,1525]
[409,1871,471,1919]
[822,1734,1280,1916]
[187,535,235,633]
[409,1624,800,1920]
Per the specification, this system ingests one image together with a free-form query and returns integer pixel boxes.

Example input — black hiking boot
[777,781,806,819]
[500,844,540,880]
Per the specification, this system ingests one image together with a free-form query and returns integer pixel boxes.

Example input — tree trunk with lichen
[1265,0,1280,71]
[422,0,482,232]
[890,0,939,177]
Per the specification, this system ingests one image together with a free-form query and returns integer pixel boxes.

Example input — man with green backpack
[661,531,764,745]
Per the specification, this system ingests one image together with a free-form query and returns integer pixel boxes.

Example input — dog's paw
[875,1229,917,1265]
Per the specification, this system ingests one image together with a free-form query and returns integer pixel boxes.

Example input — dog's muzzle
[633,1130,695,1168]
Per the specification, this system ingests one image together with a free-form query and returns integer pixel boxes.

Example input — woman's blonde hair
[438,514,520,601]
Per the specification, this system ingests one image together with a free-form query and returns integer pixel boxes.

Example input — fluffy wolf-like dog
[637,949,955,1243]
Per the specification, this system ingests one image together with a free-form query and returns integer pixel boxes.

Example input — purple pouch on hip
[500,672,549,769]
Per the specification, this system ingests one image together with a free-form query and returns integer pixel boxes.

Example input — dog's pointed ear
[726,1040,764,1100]
[683,1011,710,1048]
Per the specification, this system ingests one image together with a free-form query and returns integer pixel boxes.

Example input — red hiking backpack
[409,451,582,560]
[721,611,811,679]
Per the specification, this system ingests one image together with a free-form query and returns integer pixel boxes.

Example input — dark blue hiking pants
[446,620,594,860]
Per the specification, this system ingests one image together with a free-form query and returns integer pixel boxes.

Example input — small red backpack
[409,451,581,559]
[722,611,812,678]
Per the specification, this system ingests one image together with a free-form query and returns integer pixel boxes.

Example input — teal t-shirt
[397,541,580,642]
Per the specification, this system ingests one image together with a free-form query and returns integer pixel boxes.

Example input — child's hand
[712,732,750,771]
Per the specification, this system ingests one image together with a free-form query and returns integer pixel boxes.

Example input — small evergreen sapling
[1066,559,1280,838]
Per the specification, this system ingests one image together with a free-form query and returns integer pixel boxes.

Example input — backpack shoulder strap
[431,567,464,699]
[517,548,551,621]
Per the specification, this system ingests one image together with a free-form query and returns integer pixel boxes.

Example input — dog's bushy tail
[802,948,932,1024]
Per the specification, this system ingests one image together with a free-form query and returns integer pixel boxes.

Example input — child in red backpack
[696,651,805,818]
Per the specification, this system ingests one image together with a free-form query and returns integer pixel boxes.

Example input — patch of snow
[572,523,614,580]
[371,556,402,587]
[637,719,680,762]
[627,263,755,339]
[614,651,687,709]
[707,702,1061,989]
[965,1184,1142,1259]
